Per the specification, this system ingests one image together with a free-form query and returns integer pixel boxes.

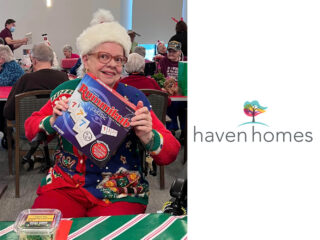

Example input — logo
[91,141,109,161]
[193,100,313,143]
[83,131,93,141]
[240,100,268,127]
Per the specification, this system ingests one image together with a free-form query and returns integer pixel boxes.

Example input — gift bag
[178,61,187,96]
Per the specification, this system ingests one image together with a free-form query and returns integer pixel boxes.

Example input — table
[0,87,12,101]
[0,213,187,240]
[169,95,187,102]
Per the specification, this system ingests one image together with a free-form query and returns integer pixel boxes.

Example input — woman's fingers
[53,99,69,116]
[131,119,152,128]
[136,100,144,109]
[131,101,153,144]
[50,99,68,126]
[133,125,152,132]
[131,112,151,123]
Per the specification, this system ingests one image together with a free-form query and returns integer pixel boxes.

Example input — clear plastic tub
[13,208,62,240]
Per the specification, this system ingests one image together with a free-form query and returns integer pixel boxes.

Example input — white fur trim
[90,9,114,26]
[77,9,131,58]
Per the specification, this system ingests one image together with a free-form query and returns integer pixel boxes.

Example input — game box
[53,73,136,168]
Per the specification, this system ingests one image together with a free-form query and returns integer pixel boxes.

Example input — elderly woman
[0,45,24,86]
[156,40,167,56]
[62,44,80,59]
[153,40,167,62]
[25,9,180,218]
[0,45,24,146]
[121,53,161,90]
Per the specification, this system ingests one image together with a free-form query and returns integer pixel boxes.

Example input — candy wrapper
[53,73,136,168]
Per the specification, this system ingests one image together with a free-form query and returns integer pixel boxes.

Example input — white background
[189,0,320,239]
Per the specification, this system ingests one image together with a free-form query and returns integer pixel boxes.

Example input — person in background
[169,19,187,57]
[69,58,82,76]
[158,41,186,142]
[158,40,184,80]
[133,46,151,63]
[121,53,161,90]
[0,45,24,86]
[0,19,28,52]
[153,40,167,62]
[42,35,60,70]
[153,40,167,63]
[128,30,140,53]
[0,44,25,147]
[62,44,80,58]
[157,41,167,56]
[4,42,68,121]
[24,9,180,218]
[133,46,156,76]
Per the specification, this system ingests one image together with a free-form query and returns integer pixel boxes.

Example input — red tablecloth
[0,87,12,101]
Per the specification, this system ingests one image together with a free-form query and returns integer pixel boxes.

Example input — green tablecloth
[0,213,187,240]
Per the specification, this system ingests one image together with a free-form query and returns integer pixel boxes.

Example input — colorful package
[13,208,61,240]
[53,73,136,168]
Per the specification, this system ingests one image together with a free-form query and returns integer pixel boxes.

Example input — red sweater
[120,74,171,105]
[120,74,162,90]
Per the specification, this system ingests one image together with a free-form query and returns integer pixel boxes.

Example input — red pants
[32,188,147,218]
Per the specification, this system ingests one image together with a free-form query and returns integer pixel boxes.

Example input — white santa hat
[76,9,131,58]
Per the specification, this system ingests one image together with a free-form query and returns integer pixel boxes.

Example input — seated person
[121,53,161,90]
[158,41,187,140]
[61,45,80,70]
[62,44,79,59]
[0,44,25,144]
[133,46,151,63]
[4,42,69,121]
[133,46,155,76]
[69,58,82,76]
[153,40,167,62]
[0,45,24,86]
[24,9,180,218]
[158,40,184,80]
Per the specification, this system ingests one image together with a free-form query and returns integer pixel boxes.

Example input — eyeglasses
[88,52,127,66]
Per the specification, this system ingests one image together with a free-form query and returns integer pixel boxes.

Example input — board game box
[53,73,136,168]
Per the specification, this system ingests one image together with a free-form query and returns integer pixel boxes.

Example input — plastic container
[13,209,62,240]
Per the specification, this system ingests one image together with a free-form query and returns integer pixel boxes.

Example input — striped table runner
[0,213,187,240]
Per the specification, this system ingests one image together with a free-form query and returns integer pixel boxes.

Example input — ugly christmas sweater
[25,78,180,207]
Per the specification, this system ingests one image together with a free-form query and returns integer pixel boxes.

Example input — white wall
[0,0,184,61]
[132,0,184,44]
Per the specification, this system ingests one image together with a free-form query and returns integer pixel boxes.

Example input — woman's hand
[130,101,153,145]
[49,98,69,126]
